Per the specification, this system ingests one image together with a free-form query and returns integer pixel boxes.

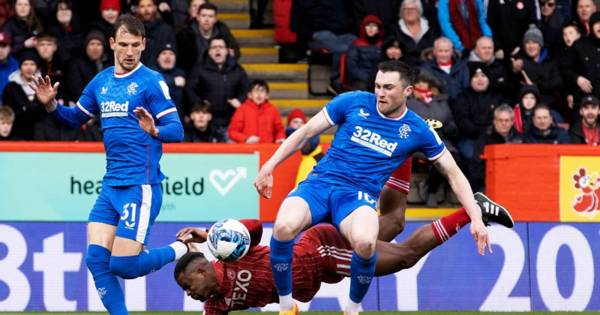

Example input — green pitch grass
[4,312,600,315]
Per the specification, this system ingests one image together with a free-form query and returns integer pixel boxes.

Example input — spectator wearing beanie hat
[284,107,323,185]
[562,12,600,101]
[90,0,121,40]
[2,49,45,140]
[511,24,563,109]
[156,43,186,122]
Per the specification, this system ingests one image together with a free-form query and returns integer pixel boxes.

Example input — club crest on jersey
[127,82,139,95]
[358,108,370,118]
[351,126,398,157]
[399,124,411,139]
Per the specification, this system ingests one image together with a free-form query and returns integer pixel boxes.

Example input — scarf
[449,0,482,50]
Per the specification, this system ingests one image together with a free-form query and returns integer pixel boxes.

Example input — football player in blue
[254,60,490,315]
[30,15,185,315]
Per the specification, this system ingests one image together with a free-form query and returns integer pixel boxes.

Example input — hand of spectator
[176,227,207,243]
[158,2,171,12]
[494,50,504,60]
[174,76,186,87]
[511,58,523,73]
[24,36,37,48]
[470,219,492,255]
[567,95,574,109]
[254,166,274,199]
[246,135,260,144]
[228,98,241,108]
[29,75,59,111]
[577,76,593,93]
[134,107,159,137]
[521,70,533,85]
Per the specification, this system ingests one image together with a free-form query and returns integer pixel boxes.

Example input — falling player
[254,60,490,314]
[29,15,187,315]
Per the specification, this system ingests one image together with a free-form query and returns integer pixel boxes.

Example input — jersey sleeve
[76,76,100,117]
[323,92,356,126]
[146,74,178,120]
[421,125,447,161]
[385,157,412,193]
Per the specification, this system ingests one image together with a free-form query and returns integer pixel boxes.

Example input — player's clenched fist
[254,167,273,199]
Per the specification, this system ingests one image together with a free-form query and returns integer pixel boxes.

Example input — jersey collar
[376,104,408,121]
[114,63,143,78]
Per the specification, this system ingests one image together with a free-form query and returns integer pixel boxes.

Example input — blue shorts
[287,179,377,229]
[89,184,162,244]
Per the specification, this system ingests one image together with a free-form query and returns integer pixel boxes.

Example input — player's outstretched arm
[254,110,332,198]
[433,150,491,255]
[29,75,91,128]
[134,107,184,142]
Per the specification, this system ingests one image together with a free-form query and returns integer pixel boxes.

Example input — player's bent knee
[273,221,300,241]
[353,240,376,258]
[109,256,140,279]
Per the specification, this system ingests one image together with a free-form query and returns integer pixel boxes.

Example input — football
[206,219,251,261]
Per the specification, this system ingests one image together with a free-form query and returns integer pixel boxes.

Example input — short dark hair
[174,252,206,278]
[532,103,551,116]
[112,14,145,39]
[208,36,228,49]
[247,79,269,93]
[198,3,218,15]
[415,69,442,91]
[378,60,416,87]
[190,100,211,113]
[36,32,57,44]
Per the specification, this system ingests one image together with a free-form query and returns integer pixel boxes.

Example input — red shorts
[384,157,412,194]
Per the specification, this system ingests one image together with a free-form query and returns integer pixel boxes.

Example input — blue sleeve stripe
[76,102,95,118]
[323,108,335,126]
[156,107,177,119]
[428,147,447,161]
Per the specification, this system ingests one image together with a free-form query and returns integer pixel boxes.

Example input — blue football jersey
[77,64,178,186]
[310,91,446,196]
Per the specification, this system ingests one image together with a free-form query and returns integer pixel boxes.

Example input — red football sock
[431,208,470,244]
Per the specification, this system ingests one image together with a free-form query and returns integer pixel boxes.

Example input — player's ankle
[278,294,294,311]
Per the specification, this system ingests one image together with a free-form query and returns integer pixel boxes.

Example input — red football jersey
[203,224,352,315]
[384,157,412,193]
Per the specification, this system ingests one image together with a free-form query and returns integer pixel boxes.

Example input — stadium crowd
[0,0,598,195]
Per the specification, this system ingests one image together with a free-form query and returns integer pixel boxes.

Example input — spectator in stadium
[511,24,563,108]
[540,0,566,58]
[407,70,459,207]
[0,0,11,29]
[575,0,597,35]
[2,50,44,140]
[421,37,469,102]
[387,0,438,67]
[570,95,600,144]
[156,42,186,122]
[453,64,505,163]
[176,3,240,71]
[184,101,225,143]
[346,15,384,91]
[285,108,323,185]
[351,0,402,33]
[3,0,44,55]
[513,84,564,134]
[137,0,177,70]
[228,80,285,144]
[291,0,356,93]
[524,104,571,143]
[0,31,18,101]
[0,106,18,140]
[467,36,514,98]
[487,0,537,60]
[471,104,523,192]
[437,0,491,53]
[559,23,583,112]
[367,39,407,91]
[65,30,109,104]
[185,37,248,139]
[89,0,121,42]
[562,12,600,105]
[47,0,84,64]
[34,33,65,98]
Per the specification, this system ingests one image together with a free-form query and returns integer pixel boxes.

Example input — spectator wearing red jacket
[228,80,285,144]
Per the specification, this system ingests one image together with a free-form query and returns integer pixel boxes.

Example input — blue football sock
[270,236,294,296]
[109,245,176,279]
[349,251,378,303]
[85,245,128,315]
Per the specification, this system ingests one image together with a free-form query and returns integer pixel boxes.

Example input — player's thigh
[112,184,163,256]
[87,186,119,249]
[331,188,379,254]
[273,196,312,240]
[280,181,332,232]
